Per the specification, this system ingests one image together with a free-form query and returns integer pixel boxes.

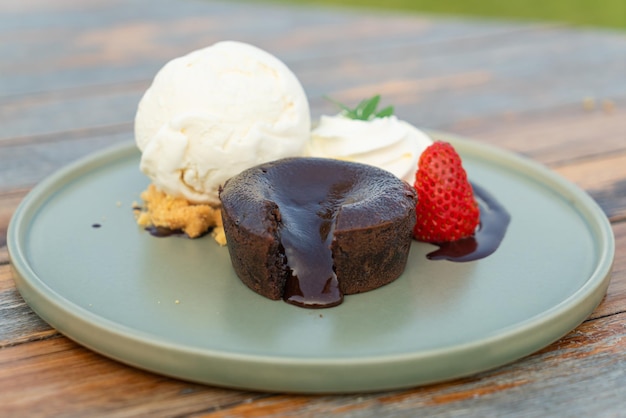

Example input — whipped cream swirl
[307,115,433,183]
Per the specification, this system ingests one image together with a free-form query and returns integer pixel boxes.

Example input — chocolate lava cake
[219,157,417,308]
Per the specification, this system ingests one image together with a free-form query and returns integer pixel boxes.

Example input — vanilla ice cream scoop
[308,114,432,183]
[135,41,311,206]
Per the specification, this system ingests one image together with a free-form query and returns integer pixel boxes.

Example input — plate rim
[7,134,615,392]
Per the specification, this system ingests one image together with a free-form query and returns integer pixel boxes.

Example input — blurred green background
[266,0,626,30]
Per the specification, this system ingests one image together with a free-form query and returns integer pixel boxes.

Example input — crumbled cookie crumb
[135,184,226,244]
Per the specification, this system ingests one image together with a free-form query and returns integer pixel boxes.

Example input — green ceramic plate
[8,134,614,393]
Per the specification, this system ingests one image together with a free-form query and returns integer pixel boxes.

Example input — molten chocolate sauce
[426,183,510,262]
[279,180,353,308]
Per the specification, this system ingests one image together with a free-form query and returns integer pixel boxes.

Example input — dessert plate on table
[8,133,614,393]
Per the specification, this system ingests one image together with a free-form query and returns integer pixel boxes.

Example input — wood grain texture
[1,312,624,417]
[591,220,626,316]
[1,0,625,416]
[0,337,264,418]
[201,313,626,418]
[0,132,132,193]
[3,1,625,140]
[0,246,7,265]
[450,98,626,166]
[0,189,29,247]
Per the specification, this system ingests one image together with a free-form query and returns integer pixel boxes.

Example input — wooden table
[1,0,625,416]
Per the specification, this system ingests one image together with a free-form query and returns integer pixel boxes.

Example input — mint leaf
[358,95,380,120]
[375,105,394,118]
[324,94,394,120]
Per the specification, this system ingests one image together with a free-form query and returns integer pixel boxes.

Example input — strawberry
[412,141,479,243]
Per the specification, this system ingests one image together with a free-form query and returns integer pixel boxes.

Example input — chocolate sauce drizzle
[145,225,188,238]
[425,183,510,262]
[280,181,352,309]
